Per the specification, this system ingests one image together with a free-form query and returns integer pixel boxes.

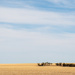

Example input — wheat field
[0,63,75,75]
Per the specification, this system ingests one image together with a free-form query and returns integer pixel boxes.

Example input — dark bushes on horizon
[38,62,75,67]
[56,63,75,67]
[37,62,52,66]
[56,63,62,66]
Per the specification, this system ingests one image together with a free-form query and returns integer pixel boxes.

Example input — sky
[0,0,75,63]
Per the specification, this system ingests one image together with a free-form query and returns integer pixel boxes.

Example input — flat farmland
[0,64,75,75]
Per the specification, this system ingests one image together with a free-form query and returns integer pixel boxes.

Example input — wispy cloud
[7,1,35,9]
[0,27,75,53]
[0,7,75,26]
[0,0,37,9]
[47,0,71,4]
[47,0,75,8]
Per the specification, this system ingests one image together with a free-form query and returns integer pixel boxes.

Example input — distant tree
[56,63,59,66]
[59,63,62,66]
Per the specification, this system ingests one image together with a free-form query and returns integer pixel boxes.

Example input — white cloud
[0,24,13,28]
[0,26,75,63]
[47,0,75,8]
[47,0,69,4]
[0,27,75,52]
[0,7,75,26]
[7,1,35,9]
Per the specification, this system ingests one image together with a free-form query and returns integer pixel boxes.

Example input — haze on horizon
[0,0,75,63]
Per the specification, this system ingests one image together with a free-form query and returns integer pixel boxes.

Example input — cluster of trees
[56,63,75,67]
[38,62,75,67]
[38,62,52,66]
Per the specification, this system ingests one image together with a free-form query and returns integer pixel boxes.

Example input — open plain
[0,63,75,75]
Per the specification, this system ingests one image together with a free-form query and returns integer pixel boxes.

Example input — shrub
[56,63,59,66]
[37,62,52,66]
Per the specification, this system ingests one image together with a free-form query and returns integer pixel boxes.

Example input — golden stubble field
[0,63,75,75]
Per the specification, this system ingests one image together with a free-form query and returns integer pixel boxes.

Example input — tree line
[56,63,75,67]
[37,62,52,66]
[37,62,75,67]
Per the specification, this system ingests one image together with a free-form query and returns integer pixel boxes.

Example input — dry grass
[0,63,75,75]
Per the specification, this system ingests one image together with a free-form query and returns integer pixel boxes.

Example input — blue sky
[0,0,75,63]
